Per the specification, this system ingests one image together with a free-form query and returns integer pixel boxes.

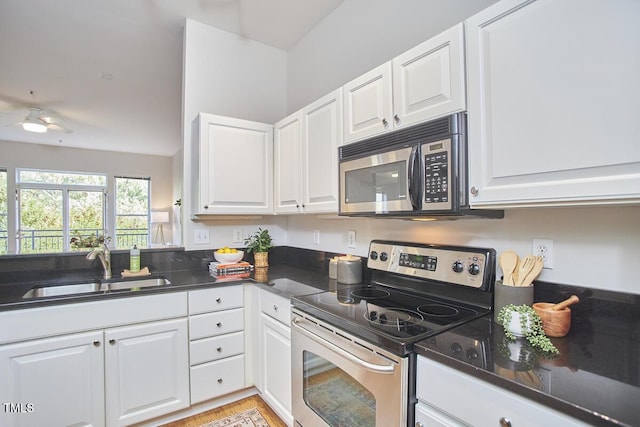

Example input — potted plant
[244,227,273,267]
[497,304,559,354]
[70,232,111,250]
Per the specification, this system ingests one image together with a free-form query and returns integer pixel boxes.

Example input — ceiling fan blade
[47,123,74,134]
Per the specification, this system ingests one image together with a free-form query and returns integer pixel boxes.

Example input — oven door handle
[292,317,396,374]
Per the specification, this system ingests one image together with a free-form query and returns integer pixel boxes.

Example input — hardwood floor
[160,395,287,427]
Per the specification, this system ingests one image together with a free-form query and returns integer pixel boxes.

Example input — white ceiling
[0,0,344,157]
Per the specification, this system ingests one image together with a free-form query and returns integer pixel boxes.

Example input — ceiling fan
[16,107,73,134]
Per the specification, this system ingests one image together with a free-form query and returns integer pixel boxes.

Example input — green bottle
[130,245,140,273]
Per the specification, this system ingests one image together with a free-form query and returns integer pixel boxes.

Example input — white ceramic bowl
[214,250,244,264]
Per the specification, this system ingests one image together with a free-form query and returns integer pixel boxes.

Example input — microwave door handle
[408,145,421,210]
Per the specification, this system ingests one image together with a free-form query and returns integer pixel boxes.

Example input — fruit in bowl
[214,247,244,263]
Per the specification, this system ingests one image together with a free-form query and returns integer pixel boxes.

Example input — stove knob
[380,252,388,262]
[450,342,462,355]
[468,263,481,275]
[452,261,464,273]
[370,251,378,260]
[467,348,479,360]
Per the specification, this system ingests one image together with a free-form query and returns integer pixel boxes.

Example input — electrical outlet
[233,228,243,243]
[313,230,320,245]
[533,238,554,269]
[347,230,356,249]
[194,229,210,244]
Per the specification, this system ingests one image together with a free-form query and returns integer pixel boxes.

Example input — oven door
[339,145,419,214]
[291,310,408,427]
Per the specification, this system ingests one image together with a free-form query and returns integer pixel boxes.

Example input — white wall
[286,0,498,112]
[0,139,174,246]
[287,206,640,294]
[181,19,288,250]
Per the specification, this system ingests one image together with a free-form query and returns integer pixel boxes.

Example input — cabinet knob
[415,423,424,427]
[204,205,209,209]
[93,340,101,347]
[109,339,116,345]
[296,204,300,208]
[217,378,223,383]
[499,417,512,427]
[382,118,388,127]
[216,346,222,352]
[216,297,221,303]
[216,322,222,327]
[394,114,400,124]
[470,186,479,196]
[273,304,278,311]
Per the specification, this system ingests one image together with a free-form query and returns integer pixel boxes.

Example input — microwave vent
[340,113,462,160]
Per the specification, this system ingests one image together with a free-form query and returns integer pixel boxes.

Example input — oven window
[302,350,375,426]
[344,161,407,204]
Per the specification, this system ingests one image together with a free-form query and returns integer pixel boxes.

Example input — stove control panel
[367,240,495,289]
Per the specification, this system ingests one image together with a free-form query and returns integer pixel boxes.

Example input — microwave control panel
[422,139,452,209]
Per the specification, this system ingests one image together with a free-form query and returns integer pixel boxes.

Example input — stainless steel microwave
[339,113,503,219]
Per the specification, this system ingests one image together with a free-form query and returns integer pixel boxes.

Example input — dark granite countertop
[415,284,640,427]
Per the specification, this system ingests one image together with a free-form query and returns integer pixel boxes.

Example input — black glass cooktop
[292,284,487,355]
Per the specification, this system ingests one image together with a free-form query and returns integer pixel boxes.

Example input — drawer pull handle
[499,417,512,427]
[217,378,223,383]
[273,304,278,311]
[216,298,221,303]
[216,346,222,352]
[93,340,101,347]
[216,322,222,327]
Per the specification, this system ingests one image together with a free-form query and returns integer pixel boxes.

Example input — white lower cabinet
[0,317,189,427]
[0,331,105,427]
[416,356,589,427]
[188,286,246,404]
[258,289,292,426]
[104,319,189,426]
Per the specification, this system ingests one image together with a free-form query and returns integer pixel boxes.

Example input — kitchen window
[13,169,150,254]
[0,168,7,254]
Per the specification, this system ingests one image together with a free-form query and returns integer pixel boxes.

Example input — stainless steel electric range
[291,240,496,427]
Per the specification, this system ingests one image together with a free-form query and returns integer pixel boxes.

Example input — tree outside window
[115,176,150,249]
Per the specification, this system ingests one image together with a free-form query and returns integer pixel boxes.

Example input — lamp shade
[151,211,170,224]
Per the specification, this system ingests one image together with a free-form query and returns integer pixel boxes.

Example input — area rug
[199,407,269,427]
[305,375,376,426]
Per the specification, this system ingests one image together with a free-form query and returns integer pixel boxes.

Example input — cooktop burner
[291,240,496,355]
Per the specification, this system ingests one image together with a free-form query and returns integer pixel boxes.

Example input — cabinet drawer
[260,290,291,326]
[190,331,244,365]
[188,286,243,315]
[190,354,245,404]
[189,308,244,340]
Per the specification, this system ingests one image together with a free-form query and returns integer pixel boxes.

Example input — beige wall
[0,139,174,247]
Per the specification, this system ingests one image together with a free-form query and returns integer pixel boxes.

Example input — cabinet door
[0,331,104,427]
[393,23,465,129]
[259,313,293,425]
[301,89,343,213]
[104,318,189,427]
[466,0,640,207]
[196,114,273,214]
[343,62,393,143]
[274,112,303,213]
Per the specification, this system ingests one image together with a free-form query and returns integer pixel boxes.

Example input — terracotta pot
[254,251,269,267]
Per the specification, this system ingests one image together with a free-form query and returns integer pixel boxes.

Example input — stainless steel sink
[22,277,171,299]
[23,282,102,298]
[104,277,171,291]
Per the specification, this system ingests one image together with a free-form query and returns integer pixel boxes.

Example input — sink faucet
[86,244,111,279]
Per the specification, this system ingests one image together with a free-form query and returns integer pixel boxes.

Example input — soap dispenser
[130,245,140,273]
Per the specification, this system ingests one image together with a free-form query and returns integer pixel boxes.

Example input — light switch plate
[194,229,210,244]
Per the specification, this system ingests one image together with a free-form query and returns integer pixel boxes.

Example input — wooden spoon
[515,255,535,286]
[520,255,544,287]
[499,251,519,286]
[552,295,580,311]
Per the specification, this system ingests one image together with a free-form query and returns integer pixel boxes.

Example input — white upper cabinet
[393,23,466,129]
[195,114,273,215]
[343,23,466,144]
[274,89,342,214]
[466,0,640,207]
